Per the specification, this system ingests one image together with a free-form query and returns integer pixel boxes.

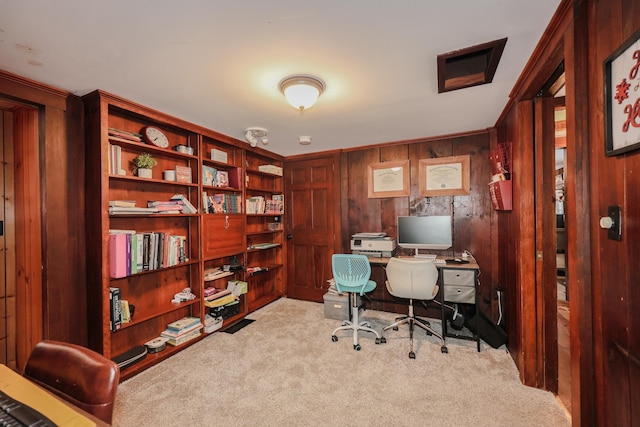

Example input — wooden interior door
[284,154,341,302]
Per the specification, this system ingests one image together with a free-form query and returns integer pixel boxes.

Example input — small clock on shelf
[142,126,169,148]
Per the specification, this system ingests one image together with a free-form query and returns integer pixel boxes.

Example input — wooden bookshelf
[84,90,284,379]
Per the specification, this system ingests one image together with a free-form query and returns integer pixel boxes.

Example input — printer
[350,233,396,257]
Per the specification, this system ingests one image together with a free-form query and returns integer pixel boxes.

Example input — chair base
[331,292,381,351]
[381,300,448,358]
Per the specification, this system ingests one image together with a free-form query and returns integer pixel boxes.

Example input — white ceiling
[0,1,561,156]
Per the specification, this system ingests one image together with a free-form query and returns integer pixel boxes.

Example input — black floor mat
[223,318,255,334]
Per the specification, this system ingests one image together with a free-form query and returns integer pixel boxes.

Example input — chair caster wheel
[375,338,382,344]
[331,335,338,342]
[409,351,416,359]
[393,326,398,331]
[441,346,448,354]
[380,337,387,344]
[354,344,361,351]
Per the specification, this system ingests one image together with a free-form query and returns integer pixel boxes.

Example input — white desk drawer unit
[442,269,476,304]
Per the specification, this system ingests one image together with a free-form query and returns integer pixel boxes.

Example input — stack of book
[203,288,239,308]
[108,127,142,143]
[147,200,185,214]
[258,164,283,176]
[170,194,197,214]
[160,316,203,346]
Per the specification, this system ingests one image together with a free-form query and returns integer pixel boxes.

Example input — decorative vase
[137,168,153,179]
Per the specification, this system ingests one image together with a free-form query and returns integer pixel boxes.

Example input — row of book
[108,143,126,176]
[160,316,203,346]
[109,194,197,215]
[109,230,188,278]
[246,195,284,215]
[202,192,242,214]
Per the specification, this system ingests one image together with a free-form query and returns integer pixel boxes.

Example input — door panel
[285,156,337,302]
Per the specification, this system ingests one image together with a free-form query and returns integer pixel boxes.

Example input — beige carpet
[113,298,569,427]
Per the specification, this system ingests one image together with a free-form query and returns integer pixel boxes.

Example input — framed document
[604,28,640,156]
[419,155,470,196]
[367,160,410,198]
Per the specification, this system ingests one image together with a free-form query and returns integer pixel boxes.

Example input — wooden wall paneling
[1,110,17,369]
[451,133,494,314]
[534,96,559,392]
[342,148,382,244]
[12,107,43,369]
[1,72,88,371]
[589,0,638,424]
[514,100,538,386]
[590,0,627,424]
[42,100,87,345]
[406,138,453,220]
[621,4,640,421]
[565,2,596,424]
[495,109,520,365]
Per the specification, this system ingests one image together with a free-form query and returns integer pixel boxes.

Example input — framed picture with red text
[604,28,640,156]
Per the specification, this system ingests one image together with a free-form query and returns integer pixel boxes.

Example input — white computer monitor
[396,215,452,255]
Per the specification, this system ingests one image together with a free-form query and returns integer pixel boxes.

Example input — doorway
[533,63,571,413]
[284,153,341,302]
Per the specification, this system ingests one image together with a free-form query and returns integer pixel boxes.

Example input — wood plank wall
[338,132,498,319]
[0,71,87,368]
[587,0,640,425]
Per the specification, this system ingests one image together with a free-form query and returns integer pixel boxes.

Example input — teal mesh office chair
[380,257,448,358]
[331,254,382,350]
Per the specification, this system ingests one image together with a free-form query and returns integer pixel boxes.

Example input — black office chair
[380,257,448,358]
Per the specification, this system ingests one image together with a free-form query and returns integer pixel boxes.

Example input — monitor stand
[414,249,436,259]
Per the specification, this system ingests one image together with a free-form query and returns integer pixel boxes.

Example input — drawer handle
[224,215,230,229]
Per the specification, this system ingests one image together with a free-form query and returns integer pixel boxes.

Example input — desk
[369,256,482,352]
[0,364,105,427]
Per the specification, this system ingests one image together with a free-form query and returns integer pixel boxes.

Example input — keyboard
[0,389,56,426]
[433,259,446,265]
[414,254,437,259]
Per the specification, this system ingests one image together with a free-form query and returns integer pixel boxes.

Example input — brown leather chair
[24,340,120,425]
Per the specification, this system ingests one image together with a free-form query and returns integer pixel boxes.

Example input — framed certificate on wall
[419,155,470,197]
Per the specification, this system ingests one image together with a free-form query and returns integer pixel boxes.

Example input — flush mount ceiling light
[279,75,325,111]
[244,127,269,148]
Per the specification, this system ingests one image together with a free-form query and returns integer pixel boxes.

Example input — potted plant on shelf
[132,153,157,179]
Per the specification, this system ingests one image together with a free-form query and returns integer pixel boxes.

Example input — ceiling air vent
[437,37,507,93]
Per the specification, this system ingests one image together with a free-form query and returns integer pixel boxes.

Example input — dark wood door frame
[0,100,43,369]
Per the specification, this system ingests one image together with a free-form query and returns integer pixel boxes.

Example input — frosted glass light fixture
[279,75,325,111]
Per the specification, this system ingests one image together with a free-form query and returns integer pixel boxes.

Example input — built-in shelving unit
[83,90,284,379]
[245,151,284,312]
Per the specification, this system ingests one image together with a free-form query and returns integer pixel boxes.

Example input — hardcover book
[166,316,202,332]
[175,165,192,183]
[202,165,217,186]
[109,287,122,331]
